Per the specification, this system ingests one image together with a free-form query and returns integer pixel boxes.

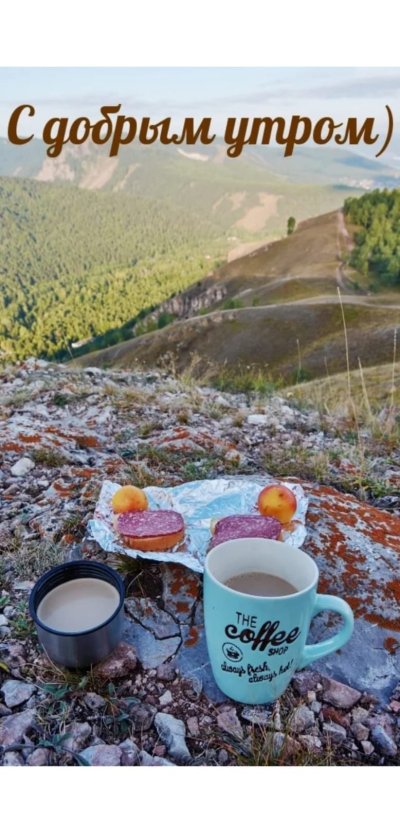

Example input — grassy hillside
[286,361,400,414]
[75,300,400,384]
[75,208,400,384]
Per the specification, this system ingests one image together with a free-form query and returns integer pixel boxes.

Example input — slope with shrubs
[0,177,222,360]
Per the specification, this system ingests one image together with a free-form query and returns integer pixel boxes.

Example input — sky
[1,67,400,151]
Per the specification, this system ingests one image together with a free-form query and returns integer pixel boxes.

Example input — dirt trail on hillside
[336,209,354,289]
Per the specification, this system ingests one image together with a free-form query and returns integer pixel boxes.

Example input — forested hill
[0,177,220,360]
[344,189,400,285]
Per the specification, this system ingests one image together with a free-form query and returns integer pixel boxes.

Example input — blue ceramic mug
[204,538,354,704]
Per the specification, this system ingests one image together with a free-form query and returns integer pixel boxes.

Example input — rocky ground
[0,358,399,766]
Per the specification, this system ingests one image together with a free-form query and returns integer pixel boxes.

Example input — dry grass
[0,537,64,582]
[33,447,67,468]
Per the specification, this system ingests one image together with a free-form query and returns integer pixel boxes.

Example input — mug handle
[298,594,354,669]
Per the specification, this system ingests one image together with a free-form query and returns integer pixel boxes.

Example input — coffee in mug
[224,572,297,597]
[204,538,354,704]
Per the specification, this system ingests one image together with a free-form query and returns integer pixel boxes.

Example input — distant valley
[0,138,399,382]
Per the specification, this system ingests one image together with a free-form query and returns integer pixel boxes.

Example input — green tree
[287,216,296,235]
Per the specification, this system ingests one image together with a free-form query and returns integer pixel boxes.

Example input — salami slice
[210,514,281,549]
[117,510,184,537]
[116,510,185,552]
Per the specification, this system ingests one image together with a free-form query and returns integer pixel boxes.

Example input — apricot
[112,485,148,514]
[257,484,297,525]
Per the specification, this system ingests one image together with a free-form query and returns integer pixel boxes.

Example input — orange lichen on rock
[184,626,199,647]
[71,467,97,479]
[3,442,23,452]
[297,480,400,630]
[52,480,77,497]
[20,433,41,443]
[75,434,100,448]
[384,637,400,655]
[168,566,200,600]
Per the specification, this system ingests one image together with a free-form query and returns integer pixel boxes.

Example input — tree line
[344,188,400,286]
[0,177,222,361]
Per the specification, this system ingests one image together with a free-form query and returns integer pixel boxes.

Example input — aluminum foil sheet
[88,476,309,574]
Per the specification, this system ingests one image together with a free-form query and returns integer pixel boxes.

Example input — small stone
[307,690,316,703]
[299,735,322,754]
[26,747,50,766]
[247,414,268,425]
[129,702,156,732]
[310,701,322,714]
[218,749,229,765]
[321,706,350,728]
[0,708,35,747]
[322,722,347,744]
[361,740,374,756]
[83,692,106,711]
[153,744,166,758]
[351,722,369,742]
[80,744,122,766]
[214,395,230,408]
[63,721,92,753]
[0,627,10,639]
[139,750,175,767]
[225,449,242,464]
[159,690,173,707]
[217,707,243,740]
[389,700,400,713]
[289,705,315,734]
[94,642,137,679]
[370,726,398,757]
[11,457,35,477]
[292,671,320,696]
[187,716,199,737]
[154,712,191,762]
[119,738,140,766]
[3,751,25,766]
[264,732,301,758]
[241,706,271,726]
[0,615,8,627]
[321,676,361,710]
[0,704,12,717]
[1,679,36,708]
[156,661,177,682]
[13,581,34,592]
[352,706,369,724]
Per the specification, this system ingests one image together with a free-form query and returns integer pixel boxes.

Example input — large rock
[175,623,225,704]
[80,744,122,766]
[94,642,137,679]
[123,617,180,670]
[119,738,140,766]
[125,597,179,638]
[302,482,400,701]
[370,726,398,757]
[27,747,50,766]
[63,721,92,753]
[217,707,243,740]
[0,709,36,747]
[154,712,191,762]
[139,750,175,766]
[11,457,35,477]
[1,679,36,708]
[321,676,361,710]
[161,563,200,624]
[289,705,315,734]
